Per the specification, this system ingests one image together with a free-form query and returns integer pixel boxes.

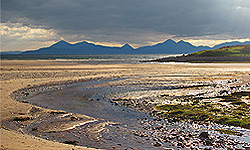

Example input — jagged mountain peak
[58,40,68,43]
[177,40,186,43]
[177,40,194,47]
[166,39,175,42]
[121,43,134,49]
[56,40,70,45]
[73,41,91,46]
[163,39,176,44]
[51,40,71,47]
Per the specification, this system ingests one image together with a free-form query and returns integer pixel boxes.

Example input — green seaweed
[154,94,250,129]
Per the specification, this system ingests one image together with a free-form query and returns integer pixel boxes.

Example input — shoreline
[1,60,250,149]
[148,55,250,63]
[0,60,107,150]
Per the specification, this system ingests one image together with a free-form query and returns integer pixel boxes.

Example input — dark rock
[50,111,67,115]
[63,140,79,145]
[177,142,184,147]
[153,118,161,121]
[199,132,209,139]
[204,139,213,146]
[21,91,30,96]
[153,141,163,147]
[70,116,78,121]
[31,127,38,131]
[242,146,250,150]
[13,116,32,122]
[151,110,158,115]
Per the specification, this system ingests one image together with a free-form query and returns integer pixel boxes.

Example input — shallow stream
[6,78,250,149]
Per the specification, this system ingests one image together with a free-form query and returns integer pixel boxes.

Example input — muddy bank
[4,76,250,149]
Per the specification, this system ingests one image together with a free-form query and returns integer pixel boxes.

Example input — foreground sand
[1,60,250,149]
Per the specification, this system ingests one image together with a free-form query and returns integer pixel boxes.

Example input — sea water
[0,54,177,63]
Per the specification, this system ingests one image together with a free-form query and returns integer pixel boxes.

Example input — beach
[1,60,250,149]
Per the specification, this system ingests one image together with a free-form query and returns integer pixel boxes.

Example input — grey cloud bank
[1,0,250,51]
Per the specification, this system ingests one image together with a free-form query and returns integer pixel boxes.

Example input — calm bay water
[0,54,176,63]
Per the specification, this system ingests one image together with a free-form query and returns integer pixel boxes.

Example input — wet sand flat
[1,60,250,149]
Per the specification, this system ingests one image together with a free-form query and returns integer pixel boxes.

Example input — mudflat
[1,60,250,149]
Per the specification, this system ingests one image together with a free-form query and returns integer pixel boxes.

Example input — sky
[1,0,250,52]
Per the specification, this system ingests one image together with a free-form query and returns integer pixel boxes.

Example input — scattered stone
[50,111,67,115]
[13,116,32,122]
[31,127,38,131]
[70,116,78,121]
[204,139,213,146]
[199,132,209,139]
[152,141,163,147]
[63,140,79,145]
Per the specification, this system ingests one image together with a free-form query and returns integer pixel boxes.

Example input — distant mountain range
[2,39,250,54]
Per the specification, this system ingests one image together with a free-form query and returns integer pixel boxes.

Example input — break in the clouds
[1,0,250,51]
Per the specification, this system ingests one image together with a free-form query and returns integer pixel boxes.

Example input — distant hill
[2,39,250,55]
[212,41,250,49]
[152,45,250,62]
[191,45,250,57]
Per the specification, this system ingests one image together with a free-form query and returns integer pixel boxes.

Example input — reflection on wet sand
[1,61,250,149]
[5,73,250,149]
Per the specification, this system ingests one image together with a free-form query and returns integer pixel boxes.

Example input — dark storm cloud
[2,0,250,45]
